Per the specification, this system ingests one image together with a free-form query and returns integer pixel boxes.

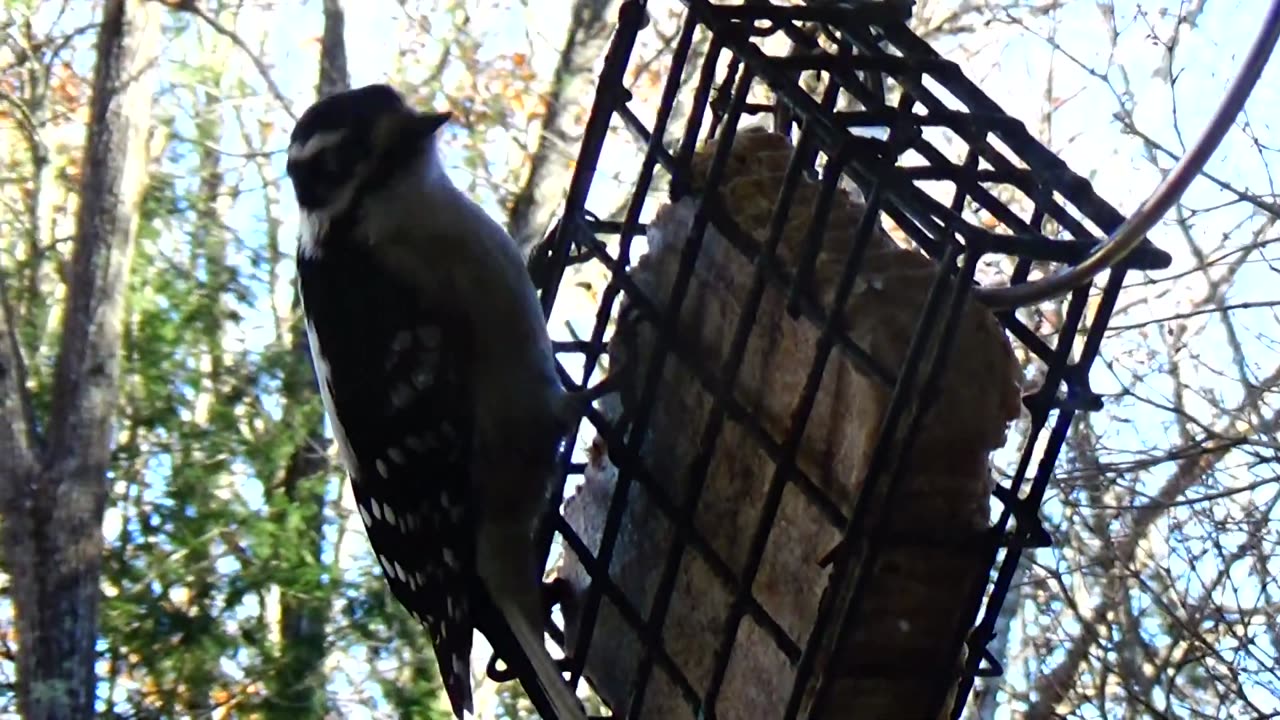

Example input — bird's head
[286,84,452,219]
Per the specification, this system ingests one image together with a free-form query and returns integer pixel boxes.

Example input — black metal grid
[528,1,1172,718]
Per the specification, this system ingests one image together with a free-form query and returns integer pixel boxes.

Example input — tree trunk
[180,84,230,716]
[507,0,622,253]
[264,1,348,716]
[0,1,161,718]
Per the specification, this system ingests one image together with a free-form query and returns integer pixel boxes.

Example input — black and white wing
[297,241,478,716]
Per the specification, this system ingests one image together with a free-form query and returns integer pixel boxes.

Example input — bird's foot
[578,367,628,406]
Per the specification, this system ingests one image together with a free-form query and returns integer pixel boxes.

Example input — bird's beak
[410,110,452,137]
[373,109,453,153]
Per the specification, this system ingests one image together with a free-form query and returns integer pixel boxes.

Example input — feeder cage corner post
[531,1,1179,719]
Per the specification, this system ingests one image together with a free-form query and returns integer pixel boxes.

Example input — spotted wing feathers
[298,246,477,717]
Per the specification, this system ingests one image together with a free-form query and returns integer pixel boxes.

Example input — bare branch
[156,0,298,121]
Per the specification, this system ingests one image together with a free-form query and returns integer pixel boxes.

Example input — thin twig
[160,0,297,121]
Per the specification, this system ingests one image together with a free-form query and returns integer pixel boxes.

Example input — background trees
[0,0,1275,718]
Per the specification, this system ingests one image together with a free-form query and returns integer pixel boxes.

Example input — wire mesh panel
[528,1,1172,718]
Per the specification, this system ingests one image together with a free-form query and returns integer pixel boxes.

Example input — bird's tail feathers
[492,592,588,720]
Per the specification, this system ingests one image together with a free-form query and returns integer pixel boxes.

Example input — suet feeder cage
[521,0,1180,718]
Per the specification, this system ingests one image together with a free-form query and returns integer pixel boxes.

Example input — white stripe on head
[288,128,346,164]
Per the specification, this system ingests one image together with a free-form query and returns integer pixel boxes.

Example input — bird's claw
[484,654,582,690]
[486,652,517,682]
[543,576,574,617]
[579,368,627,405]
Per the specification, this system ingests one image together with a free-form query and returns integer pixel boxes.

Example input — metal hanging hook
[976,0,1280,310]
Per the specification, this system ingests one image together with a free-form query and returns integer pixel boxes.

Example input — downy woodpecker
[285,84,586,720]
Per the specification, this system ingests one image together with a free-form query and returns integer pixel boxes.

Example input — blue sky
[960,2,1280,715]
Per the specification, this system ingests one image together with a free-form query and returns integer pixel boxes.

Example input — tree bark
[507,0,622,253]
[0,1,161,717]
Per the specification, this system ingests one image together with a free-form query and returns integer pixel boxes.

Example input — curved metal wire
[977,0,1280,310]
